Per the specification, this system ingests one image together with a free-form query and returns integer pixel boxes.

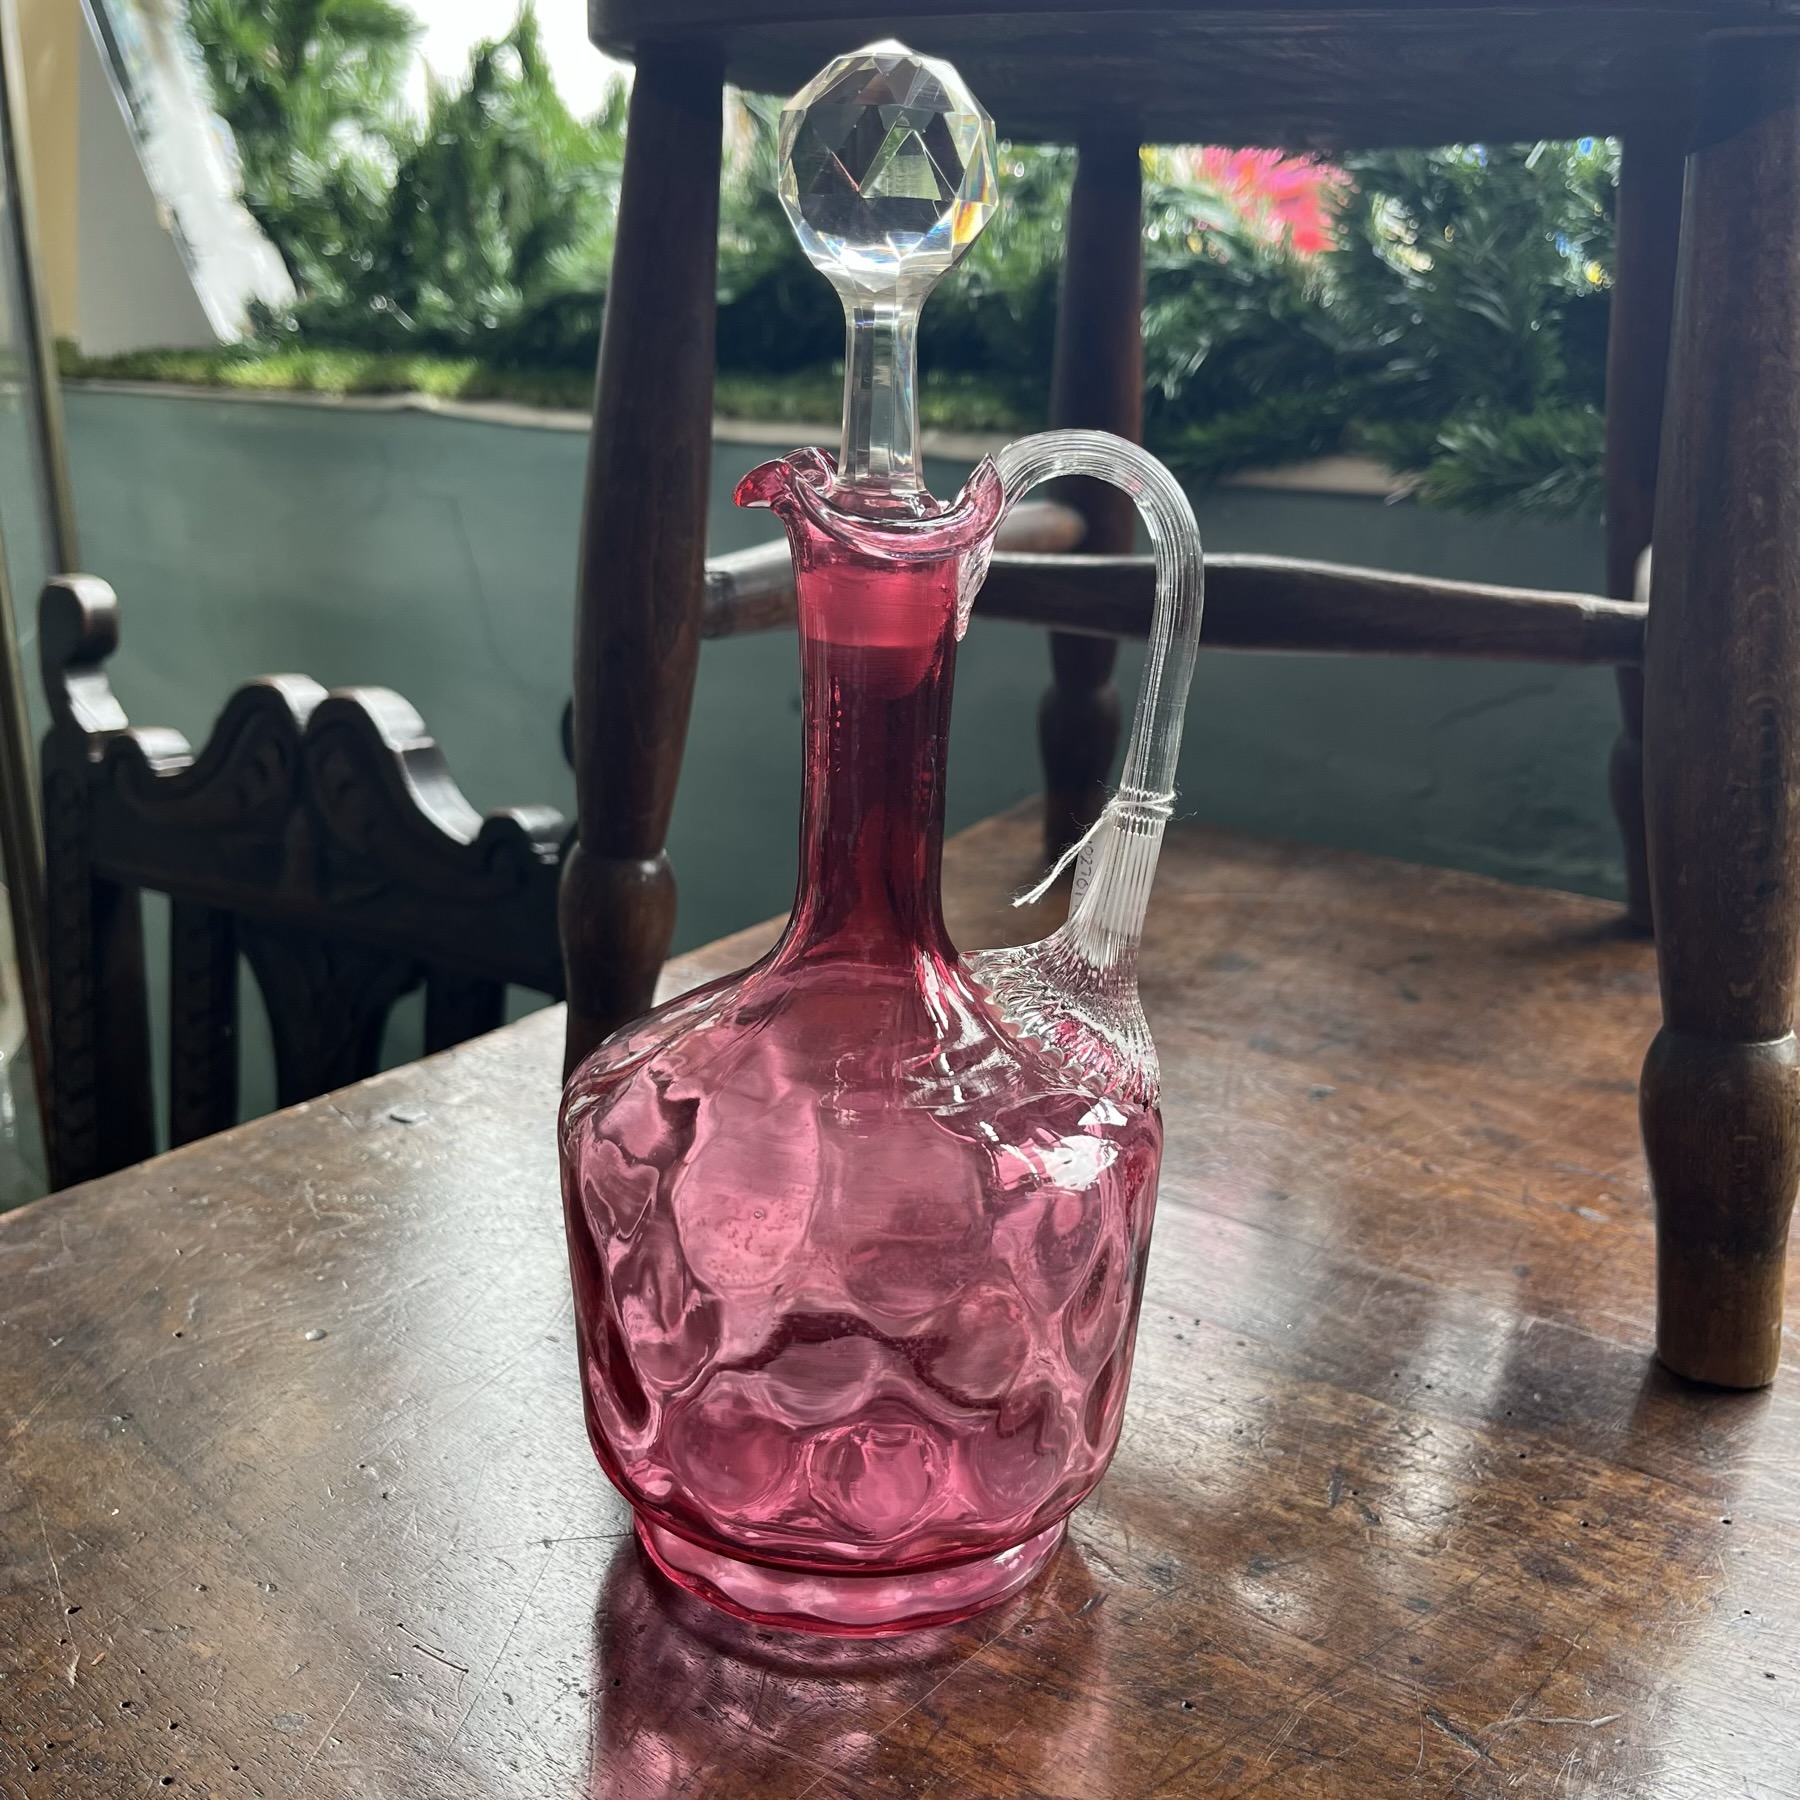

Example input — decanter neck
[733,449,1005,972]
[780,565,957,965]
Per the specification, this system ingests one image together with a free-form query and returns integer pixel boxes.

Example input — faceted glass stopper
[778,40,999,296]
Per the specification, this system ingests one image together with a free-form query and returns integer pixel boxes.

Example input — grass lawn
[57,344,1038,434]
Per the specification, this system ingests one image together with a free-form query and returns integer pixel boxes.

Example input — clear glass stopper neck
[841,300,921,503]
[776,41,998,503]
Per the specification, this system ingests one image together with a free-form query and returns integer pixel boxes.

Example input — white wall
[16,0,79,337]
[75,17,218,354]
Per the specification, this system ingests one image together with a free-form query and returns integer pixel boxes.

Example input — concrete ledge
[64,378,1404,498]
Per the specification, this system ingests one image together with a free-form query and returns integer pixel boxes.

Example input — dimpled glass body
[559,456,1163,1633]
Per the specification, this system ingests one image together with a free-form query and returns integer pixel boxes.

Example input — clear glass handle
[967,430,1204,1103]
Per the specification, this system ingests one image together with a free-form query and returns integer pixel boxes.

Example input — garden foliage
[183,0,1618,518]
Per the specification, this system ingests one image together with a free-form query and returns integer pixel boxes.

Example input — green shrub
[187,0,418,298]
[177,0,1619,518]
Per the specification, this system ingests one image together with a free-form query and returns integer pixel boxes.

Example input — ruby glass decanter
[561,42,1204,1635]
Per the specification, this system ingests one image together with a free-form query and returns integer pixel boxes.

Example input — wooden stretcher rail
[980,552,1645,663]
[704,530,1645,665]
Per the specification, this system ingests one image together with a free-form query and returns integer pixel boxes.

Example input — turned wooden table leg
[561,45,723,1077]
[1604,134,1684,934]
[1642,32,1800,1387]
[1040,132,1143,859]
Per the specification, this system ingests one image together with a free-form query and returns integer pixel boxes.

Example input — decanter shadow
[585,1532,1112,1799]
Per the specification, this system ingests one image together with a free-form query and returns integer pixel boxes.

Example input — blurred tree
[1335,140,1615,513]
[183,0,1621,517]
[187,0,417,293]
[192,0,628,361]
[1139,139,1617,514]
[1332,143,1613,433]
[292,7,626,360]
[290,5,627,361]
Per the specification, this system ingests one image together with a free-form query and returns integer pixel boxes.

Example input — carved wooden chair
[567,5,1800,1392]
[38,576,565,1192]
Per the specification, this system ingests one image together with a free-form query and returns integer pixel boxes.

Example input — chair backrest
[38,576,566,1190]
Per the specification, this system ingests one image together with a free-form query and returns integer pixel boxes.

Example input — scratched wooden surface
[587,2,1730,149]
[1,802,1796,1797]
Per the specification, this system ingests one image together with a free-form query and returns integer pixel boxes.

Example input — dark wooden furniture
[706,533,1648,661]
[38,576,566,1194]
[569,6,1800,1388]
[2,808,1797,1794]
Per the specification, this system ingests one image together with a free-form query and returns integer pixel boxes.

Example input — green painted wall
[58,387,1622,1125]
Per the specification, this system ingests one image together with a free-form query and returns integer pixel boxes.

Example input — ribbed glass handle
[995,430,1203,959]
[965,431,1203,1103]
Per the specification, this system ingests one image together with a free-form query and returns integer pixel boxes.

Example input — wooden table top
[2,803,1796,1797]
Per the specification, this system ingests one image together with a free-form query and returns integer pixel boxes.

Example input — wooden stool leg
[561,44,723,1077]
[1040,133,1143,859]
[1642,32,1800,1387]
[1604,134,1685,934]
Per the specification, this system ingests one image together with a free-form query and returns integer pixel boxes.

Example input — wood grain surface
[1640,33,1800,1388]
[36,577,565,1193]
[1,805,1795,1797]
[1604,133,1687,934]
[703,541,1645,664]
[586,2,1753,149]
[561,43,724,1077]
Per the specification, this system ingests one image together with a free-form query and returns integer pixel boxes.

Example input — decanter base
[635,1515,1066,1637]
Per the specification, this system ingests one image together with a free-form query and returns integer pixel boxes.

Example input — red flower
[1183,147,1348,257]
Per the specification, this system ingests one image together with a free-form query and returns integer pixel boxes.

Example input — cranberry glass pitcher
[561,42,1204,1634]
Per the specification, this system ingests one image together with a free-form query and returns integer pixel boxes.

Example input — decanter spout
[966,431,1204,1105]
